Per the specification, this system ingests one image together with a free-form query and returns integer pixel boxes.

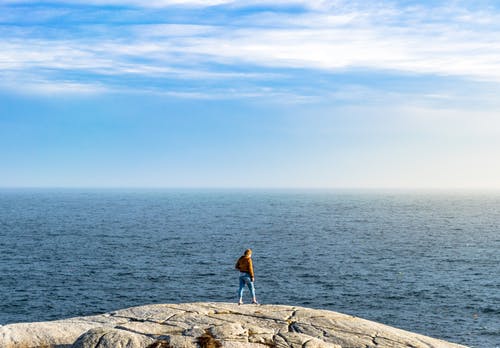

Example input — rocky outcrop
[0,302,468,348]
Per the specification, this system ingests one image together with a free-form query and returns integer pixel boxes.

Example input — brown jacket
[235,256,254,280]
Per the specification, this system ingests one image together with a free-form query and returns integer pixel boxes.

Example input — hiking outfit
[235,255,257,304]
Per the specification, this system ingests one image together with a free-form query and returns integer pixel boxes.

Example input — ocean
[0,189,498,347]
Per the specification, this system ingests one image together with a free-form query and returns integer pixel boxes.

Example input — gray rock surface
[0,302,468,348]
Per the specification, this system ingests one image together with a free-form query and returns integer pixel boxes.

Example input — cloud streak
[1,1,500,98]
[0,0,335,9]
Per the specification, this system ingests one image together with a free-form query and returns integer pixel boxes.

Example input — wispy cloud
[0,0,233,7]
[1,1,500,98]
[0,0,337,9]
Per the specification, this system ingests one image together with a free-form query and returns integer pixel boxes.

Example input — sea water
[0,189,498,347]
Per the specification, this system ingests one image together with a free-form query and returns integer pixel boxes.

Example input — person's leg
[246,278,258,304]
[238,276,245,304]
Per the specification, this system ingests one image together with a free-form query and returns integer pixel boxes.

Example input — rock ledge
[0,302,468,348]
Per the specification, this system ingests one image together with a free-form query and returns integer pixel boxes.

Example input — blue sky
[1,0,500,188]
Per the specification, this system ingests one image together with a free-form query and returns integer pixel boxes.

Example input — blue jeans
[238,273,256,300]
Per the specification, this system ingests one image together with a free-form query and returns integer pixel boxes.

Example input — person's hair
[244,248,252,256]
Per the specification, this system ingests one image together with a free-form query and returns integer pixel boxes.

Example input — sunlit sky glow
[1,0,500,189]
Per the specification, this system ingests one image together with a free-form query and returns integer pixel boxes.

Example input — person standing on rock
[235,248,258,305]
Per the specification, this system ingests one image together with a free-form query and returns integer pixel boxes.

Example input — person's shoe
[252,300,259,305]
[238,300,243,305]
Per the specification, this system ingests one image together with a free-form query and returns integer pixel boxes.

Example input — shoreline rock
[0,302,468,348]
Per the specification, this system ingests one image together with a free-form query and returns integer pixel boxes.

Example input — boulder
[0,302,468,348]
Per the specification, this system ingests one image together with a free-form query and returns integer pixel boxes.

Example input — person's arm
[249,259,254,281]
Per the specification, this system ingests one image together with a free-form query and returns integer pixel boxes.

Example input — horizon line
[2,186,500,192]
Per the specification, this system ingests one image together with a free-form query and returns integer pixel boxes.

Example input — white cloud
[0,0,233,7]
[1,75,108,95]
[0,0,340,8]
[6,21,500,80]
[2,1,500,96]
